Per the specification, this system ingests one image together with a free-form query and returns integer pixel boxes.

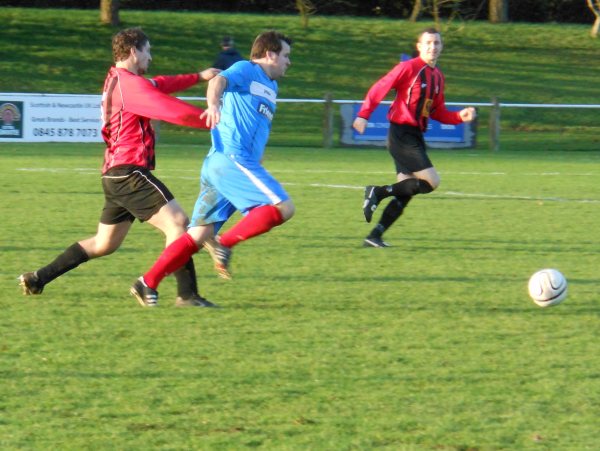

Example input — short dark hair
[112,27,149,62]
[250,30,292,60]
[221,36,234,47]
[417,27,441,43]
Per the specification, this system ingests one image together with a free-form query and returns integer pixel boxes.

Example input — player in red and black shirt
[19,27,220,307]
[353,28,476,248]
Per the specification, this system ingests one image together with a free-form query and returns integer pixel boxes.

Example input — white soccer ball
[528,268,567,308]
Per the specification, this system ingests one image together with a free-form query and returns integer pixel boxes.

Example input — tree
[587,0,600,37]
[100,0,120,26]
[296,0,316,28]
[489,0,508,23]
[409,0,464,27]
[409,0,423,22]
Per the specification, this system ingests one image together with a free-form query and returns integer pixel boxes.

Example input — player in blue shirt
[131,30,294,305]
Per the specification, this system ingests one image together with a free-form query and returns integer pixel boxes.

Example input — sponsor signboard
[340,103,476,149]
[0,94,102,143]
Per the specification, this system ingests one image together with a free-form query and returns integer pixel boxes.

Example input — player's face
[270,41,291,80]
[134,41,152,75]
[417,32,443,66]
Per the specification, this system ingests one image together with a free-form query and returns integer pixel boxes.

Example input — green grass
[2,8,600,450]
[1,7,600,149]
[2,143,600,449]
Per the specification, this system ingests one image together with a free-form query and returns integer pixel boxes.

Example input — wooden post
[489,97,500,151]
[323,92,333,148]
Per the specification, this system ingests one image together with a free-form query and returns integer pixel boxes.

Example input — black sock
[374,179,417,199]
[369,196,412,238]
[36,242,89,285]
[375,178,433,199]
[416,179,434,194]
[174,258,198,299]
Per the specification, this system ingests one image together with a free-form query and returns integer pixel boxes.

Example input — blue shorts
[190,151,289,232]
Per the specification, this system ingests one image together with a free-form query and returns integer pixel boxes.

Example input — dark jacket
[213,48,243,70]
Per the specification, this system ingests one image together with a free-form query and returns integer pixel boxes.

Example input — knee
[173,211,190,230]
[164,213,190,241]
[429,176,440,190]
[188,226,213,246]
[89,240,119,258]
[277,200,295,222]
[425,172,440,190]
[417,175,440,193]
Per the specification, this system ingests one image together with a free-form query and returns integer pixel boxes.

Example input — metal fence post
[323,92,333,148]
[489,97,500,151]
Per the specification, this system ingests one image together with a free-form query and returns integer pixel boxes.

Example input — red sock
[220,205,284,248]
[143,233,199,289]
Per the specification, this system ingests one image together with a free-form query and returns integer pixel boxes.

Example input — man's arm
[459,107,476,122]
[122,76,209,128]
[431,90,477,125]
[353,63,404,134]
[200,75,228,129]
[151,69,220,94]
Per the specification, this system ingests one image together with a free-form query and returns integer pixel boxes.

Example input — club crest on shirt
[258,102,274,121]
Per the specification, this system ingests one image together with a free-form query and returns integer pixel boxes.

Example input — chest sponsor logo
[421,99,433,118]
[258,102,274,121]
[250,81,277,104]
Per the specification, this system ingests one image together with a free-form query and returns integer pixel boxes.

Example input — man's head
[221,36,234,49]
[112,27,152,74]
[416,28,443,67]
[250,30,292,80]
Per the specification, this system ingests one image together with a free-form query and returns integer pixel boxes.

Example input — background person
[353,28,476,247]
[19,27,220,308]
[213,35,243,70]
[131,30,294,305]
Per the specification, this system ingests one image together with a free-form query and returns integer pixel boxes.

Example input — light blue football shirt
[210,60,278,163]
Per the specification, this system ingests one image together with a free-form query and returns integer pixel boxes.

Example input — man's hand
[200,105,221,129]
[199,68,221,81]
[352,117,368,134]
[459,107,477,123]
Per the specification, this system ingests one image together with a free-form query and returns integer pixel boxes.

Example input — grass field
[2,7,600,450]
[2,143,600,450]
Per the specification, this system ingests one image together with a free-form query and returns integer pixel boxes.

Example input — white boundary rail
[181,96,600,150]
[3,93,600,147]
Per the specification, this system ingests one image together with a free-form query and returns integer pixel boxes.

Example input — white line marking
[16,167,600,177]
[14,167,600,204]
[441,191,600,204]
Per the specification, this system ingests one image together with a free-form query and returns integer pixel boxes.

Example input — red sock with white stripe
[219,205,284,248]
[143,233,199,289]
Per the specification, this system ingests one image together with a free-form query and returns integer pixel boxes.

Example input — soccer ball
[528,269,568,308]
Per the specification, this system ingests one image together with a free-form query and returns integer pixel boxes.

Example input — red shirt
[101,67,209,174]
[357,57,462,132]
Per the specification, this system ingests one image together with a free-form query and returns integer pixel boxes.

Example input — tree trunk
[100,0,120,26]
[489,0,508,23]
[592,17,600,37]
[296,0,316,29]
[409,0,423,22]
[587,0,600,37]
[431,0,441,28]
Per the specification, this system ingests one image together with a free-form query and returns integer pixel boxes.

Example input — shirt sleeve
[429,75,462,125]
[122,75,208,129]
[357,63,406,120]
[150,73,200,94]
[221,60,252,91]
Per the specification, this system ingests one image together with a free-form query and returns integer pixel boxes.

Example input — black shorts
[100,166,174,224]
[388,123,432,174]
